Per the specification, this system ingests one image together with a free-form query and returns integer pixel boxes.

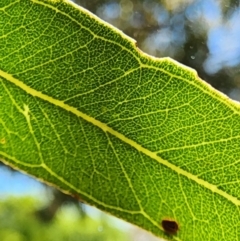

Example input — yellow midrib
[1,69,240,207]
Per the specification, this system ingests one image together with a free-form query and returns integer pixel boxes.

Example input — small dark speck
[161,219,179,235]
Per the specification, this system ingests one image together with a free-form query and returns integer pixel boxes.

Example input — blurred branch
[35,188,86,222]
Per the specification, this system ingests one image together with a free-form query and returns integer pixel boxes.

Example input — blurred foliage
[0,196,130,241]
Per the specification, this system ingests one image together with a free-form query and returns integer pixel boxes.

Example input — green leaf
[1,0,240,240]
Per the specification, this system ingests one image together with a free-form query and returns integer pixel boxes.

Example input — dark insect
[161,219,179,235]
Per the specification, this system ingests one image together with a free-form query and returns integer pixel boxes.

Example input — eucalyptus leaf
[1,1,240,240]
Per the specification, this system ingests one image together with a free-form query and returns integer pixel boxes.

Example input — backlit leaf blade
[1,0,240,240]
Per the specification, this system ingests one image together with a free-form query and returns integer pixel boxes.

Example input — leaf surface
[1,1,240,240]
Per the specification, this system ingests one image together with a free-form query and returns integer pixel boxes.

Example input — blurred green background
[1,0,240,240]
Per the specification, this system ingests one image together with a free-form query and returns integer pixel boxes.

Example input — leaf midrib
[0,69,239,209]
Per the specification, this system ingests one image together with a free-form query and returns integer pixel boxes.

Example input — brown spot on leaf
[161,219,179,235]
